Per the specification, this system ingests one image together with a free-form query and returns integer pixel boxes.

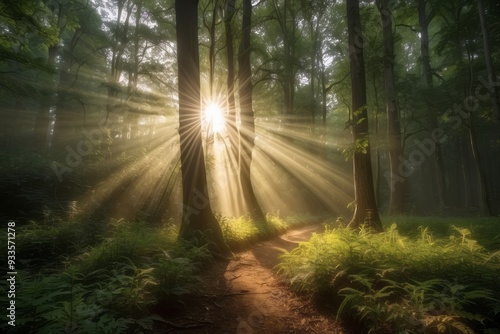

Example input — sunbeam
[203,102,226,136]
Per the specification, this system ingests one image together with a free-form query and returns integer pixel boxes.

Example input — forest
[1,0,499,333]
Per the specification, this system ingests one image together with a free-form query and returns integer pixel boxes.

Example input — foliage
[0,151,61,221]
[0,218,211,334]
[278,218,500,333]
[219,213,320,250]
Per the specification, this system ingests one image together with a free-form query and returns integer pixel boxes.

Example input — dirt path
[161,224,344,333]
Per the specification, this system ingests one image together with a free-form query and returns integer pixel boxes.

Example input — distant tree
[376,0,405,214]
[477,0,500,122]
[271,0,300,116]
[346,0,383,231]
[418,0,447,209]
[223,0,238,153]
[175,0,231,256]
[32,0,80,148]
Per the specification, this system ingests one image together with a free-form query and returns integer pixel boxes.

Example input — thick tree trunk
[238,0,265,221]
[377,0,405,214]
[176,0,231,256]
[346,0,383,232]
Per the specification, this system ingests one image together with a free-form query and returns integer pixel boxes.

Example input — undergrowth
[219,212,319,250]
[278,220,500,333]
[0,211,324,333]
[0,219,211,334]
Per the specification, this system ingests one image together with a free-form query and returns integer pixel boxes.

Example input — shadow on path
[158,223,343,334]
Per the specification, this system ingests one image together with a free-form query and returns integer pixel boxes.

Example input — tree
[223,0,237,147]
[477,0,500,122]
[271,0,300,116]
[238,0,265,221]
[376,0,405,214]
[32,0,80,148]
[418,0,447,209]
[346,0,383,231]
[175,0,231,256]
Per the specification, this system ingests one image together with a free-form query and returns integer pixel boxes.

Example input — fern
[278,221,500,332]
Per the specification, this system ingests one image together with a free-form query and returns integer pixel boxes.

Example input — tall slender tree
[223,0,238,158]
[376,0,405,214]
[477,0,500,122]
[238,0,265,221]
[418,0,447,209]
[346,0,383,231]
[271,0,299,116]
[175,0,231,256]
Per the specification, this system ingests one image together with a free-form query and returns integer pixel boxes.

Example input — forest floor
[158,224,345,334]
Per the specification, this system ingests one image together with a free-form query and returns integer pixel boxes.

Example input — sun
[203,102,226,135]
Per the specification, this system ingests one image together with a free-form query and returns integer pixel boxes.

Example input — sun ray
[203,102,226,136]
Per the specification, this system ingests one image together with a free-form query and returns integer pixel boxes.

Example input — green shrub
[0,219,211,333]
[219,212,321,250]
[13,218,88,270]
[278,223,500,333]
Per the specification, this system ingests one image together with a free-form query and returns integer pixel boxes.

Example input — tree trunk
[460,137,471,209]
[175,0,231,256]
[418,0,447,209]
[224,0,238,158]
[275,0,296,116]
[52,28,85,152]
[309,19,318,123]
[208,0,219,99]
[477,0,500,122]
[377,0,405,214]
[33,45,58,148]
[105,0,134,127]
[346,0,383,232]
[238,0,265,221]
[468,123,492,216]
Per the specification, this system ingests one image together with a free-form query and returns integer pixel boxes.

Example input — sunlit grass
[0,210,330,333]
[383,215,500,250]
[219,213,325,251]
[278,217,500,333]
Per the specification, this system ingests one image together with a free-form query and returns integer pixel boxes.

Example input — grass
[383,215,500,251]
[0,211,325,333]
[219,212,325,251]
[277,216,500,333]
[10,212,496,333]
[0,218,210,333]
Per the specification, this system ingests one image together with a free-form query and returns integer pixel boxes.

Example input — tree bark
[468,123,492,215]
[346,0,383,232]
[477,0,500,122]
[238,0,265,221]
[274,0,296,116]
[418,0,447,209]
[224,0,238,158]
[376,0,405,214]
[176,0,231,256]
[33,45,58,148]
